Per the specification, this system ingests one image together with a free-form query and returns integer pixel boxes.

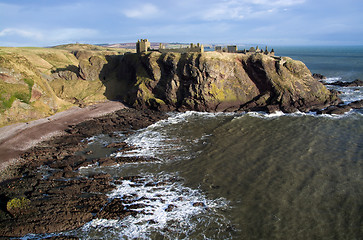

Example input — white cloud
[0,28,43,40]
[0,27,98,45]
[123,3,160,19]
[250,0,305,6]
[199,0,305,21]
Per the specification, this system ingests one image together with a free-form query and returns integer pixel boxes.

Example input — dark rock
[105,142,127,149]
[317,105,352,115]
[165,204,177,212]
[348,99,363,109]
[328,79,363,87]
[0,108,167,237]
[96,198,133,220]
[312,73,326,80]
[193,202,206,207]
[90,173,112,180]
[98,157,118,167]
[266,105,281,114]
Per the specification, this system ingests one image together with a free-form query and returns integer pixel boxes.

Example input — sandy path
[0,101,127,170]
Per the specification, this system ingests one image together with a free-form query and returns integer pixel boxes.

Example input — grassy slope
[0,44,133,127]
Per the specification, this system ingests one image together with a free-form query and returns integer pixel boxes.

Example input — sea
[23,46,363,239]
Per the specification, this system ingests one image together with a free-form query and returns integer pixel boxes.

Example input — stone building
[159,43,204,53]
[136,39,150,53]
[227,45,237,53]
[137,39,204,54]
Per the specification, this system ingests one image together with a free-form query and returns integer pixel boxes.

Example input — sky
[0,0,362,47]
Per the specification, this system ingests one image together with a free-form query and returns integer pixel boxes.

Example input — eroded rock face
[119,52,340,113]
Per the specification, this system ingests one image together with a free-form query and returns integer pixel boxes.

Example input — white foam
[112,111,222,161]
[324,77,342,84]
[81,173,231,239]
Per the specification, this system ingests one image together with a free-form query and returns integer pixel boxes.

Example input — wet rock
[105,142,127,149]
[312,73,326,80]
[0,109,167,237]
[348,99,363,109]
[90,173,112,180]
[317,105,352,115]
[165,204,177,212]
[193,202,206,207]
[266,105,281,114]
[98,157,118,167]
[97,198,134,220]
[328,79,363,87]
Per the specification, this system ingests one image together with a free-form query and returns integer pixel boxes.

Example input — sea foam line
[112,111,222,161]
[82,173,231,239]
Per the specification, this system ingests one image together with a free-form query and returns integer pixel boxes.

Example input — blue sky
[0,0,362,46]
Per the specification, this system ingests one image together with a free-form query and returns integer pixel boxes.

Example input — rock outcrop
[119,52,340,113]
[328,79,363,87]
[0,44,347,127]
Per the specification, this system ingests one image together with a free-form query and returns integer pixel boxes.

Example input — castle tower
[136,39,150,53]
[264,46,269,55]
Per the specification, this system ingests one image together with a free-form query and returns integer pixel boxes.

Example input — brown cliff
[118,51,340,113]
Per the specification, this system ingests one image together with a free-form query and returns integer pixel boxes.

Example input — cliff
[0,45,340,126]
[0,45,131,126]
[119,51,339,113]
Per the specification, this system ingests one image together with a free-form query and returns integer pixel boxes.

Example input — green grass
[0,78,33,111]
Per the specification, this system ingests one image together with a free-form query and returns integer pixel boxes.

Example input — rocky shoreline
[1,102,362,238]
[0,108,167,238]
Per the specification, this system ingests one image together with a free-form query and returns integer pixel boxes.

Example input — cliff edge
[0,46,341,127]
[119,51,339,113]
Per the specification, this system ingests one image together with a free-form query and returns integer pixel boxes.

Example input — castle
[215,45,274,56]
[136,39,274,56]
[137,39,204,54]
[136,39,151,53]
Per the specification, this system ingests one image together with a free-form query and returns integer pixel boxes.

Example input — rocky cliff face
[119,52,339,113]
[0,45,341,126]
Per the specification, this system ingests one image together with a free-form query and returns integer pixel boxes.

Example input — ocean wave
[323,77,342,84]
[81,173,232,239]
[112,111,224,162]
[242,109,362,120]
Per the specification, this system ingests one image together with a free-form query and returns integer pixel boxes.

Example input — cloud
[0,27,98,46]
[202,4,248,21]
[122,3,160,19]
[0,28,43,39]
[199,0,305,21]
[250,0,306,6]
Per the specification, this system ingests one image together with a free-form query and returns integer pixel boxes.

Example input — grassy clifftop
[0,44,133,127]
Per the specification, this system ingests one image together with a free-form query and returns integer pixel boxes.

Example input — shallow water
[39,110,361,240]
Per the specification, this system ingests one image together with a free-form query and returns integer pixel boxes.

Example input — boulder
[312,73,327,80]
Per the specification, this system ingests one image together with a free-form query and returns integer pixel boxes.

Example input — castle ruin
[136,39,151,53]
[136,39,204,54]
[136,39,274,56]
[215,44,274,56]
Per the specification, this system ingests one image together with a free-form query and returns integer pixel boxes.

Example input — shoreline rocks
[0,108,166,237]
[327,79,363,87]
[316,99,363,114]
